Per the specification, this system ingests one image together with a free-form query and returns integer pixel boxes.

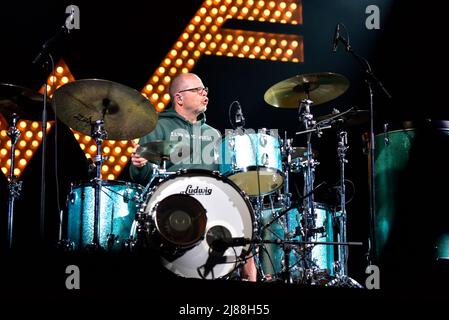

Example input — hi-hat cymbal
[291,147,317,160]
[136,140,189,163]
[264,72,349,108]
[0,83,53,121]
[317,108,369,127]
[52,79,158,140]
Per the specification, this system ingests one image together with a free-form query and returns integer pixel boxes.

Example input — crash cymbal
[317,108,369,127]
[136,140,189,162]
[0,83,53,121]
[291,147,317,159]
[264,72,349,108]
[52,79,158,140]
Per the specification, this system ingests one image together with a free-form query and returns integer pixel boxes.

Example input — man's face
[177,75,209,115]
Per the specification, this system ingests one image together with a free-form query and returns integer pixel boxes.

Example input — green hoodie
[129,108,221,185]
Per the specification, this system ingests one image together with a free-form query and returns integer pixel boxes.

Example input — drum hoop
[146,169,256,250]
[70,179,144,191]
[228,166,284,177]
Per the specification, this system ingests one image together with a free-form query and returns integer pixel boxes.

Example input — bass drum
[134,170,255,280]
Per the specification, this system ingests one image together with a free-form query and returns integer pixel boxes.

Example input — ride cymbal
[264,72,349,108]
[0,83,53,121]
[51,79,158,140]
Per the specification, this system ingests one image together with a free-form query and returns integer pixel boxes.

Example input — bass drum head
[143,170,255,279]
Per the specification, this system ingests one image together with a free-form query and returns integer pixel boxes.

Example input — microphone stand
[6,114,23,249]
[337,33,392,265]
[33,24,70,246]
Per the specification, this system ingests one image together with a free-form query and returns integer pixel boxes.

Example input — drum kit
[1,72,365,287]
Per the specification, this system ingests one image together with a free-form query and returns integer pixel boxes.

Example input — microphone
[210,237,250,252]
[234,101,245,128]
[33,6,77,64]
[332,23,340,53]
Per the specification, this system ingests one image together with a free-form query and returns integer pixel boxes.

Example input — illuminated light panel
[0,122,52,177]
[205,29,302,62]
[141,0,303,112]
[2,1,304,179]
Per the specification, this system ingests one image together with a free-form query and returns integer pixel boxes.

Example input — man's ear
[176,93,183,106]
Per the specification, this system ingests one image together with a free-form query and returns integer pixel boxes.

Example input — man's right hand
[131,141,148,168]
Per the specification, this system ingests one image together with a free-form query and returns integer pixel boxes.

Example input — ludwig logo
[182,185,213,196]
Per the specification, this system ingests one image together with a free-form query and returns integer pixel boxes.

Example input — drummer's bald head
[169,73,202,104]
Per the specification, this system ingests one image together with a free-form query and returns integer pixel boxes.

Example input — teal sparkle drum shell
[66,180,143,251]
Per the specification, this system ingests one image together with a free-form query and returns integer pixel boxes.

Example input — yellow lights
[0,117,54,177]
[138,0,303,119]
[56,66,64,74]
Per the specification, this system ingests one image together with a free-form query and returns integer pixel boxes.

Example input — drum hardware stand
[328,127,363,288]
[87,119,108,250]
[6,113,23,249]
[298,98,319,280]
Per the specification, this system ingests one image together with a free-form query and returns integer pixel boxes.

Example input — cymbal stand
[329,128,363,288]
[297,99,318,282]
[336,130,349,276]
[278,135,294,283]
[89,119,108,249]
[6,113,23,249]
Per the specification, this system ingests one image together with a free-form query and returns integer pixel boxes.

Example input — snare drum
[219,130,284,196]
[132,169,255,280]
[66,180,143,251]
